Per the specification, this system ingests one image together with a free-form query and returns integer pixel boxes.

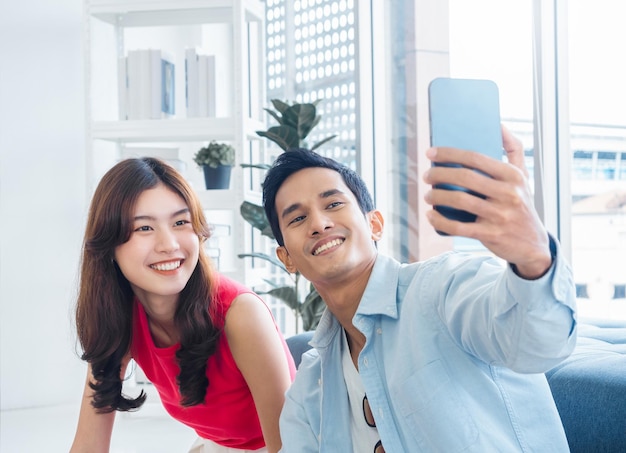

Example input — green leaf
[286,104,317,139]
[311,134,338,151]
[257,126,300,151]
[303,114,321,139]
[239,201,275,238]
[264,286,299,310]
[261,278,289,288]
[237,252,289,274]
[240,163,272,170]
[300,286,325,331]
[263,108,284,126]
[270,99,290,114]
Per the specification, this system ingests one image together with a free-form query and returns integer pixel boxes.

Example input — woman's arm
[225,293,294,453]
[70,356,130,453]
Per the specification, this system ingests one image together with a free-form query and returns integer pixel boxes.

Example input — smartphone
[428,77,503,225]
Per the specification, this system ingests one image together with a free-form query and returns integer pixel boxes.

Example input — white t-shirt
[341,330,382,453]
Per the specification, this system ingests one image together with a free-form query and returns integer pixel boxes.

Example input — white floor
[1,396,197,453]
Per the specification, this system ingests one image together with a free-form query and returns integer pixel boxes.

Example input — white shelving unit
[83,0,269,286]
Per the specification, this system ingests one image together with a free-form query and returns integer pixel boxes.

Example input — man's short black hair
[262,148,374,246]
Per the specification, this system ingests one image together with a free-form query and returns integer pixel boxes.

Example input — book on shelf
[160,53,175,117]
[185,47,199,117]
[121,49,175,120]
[117,56,128,120]
[185,48,216,118]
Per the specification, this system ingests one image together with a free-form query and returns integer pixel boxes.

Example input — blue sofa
[545,319,626,452]
[286,318,626,452]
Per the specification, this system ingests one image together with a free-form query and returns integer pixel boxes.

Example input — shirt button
[376,328,382,335]
[363,357,369,366]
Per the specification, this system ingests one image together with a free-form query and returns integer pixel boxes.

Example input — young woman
[70,157,296,453]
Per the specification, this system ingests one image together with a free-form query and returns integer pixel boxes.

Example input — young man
[262,127,577,452]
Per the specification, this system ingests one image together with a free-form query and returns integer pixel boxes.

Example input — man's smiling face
[274,167,382,286]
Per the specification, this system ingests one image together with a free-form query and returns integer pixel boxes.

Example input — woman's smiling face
[114,183,200,305]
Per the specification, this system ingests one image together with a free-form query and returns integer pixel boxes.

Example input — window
[568,0,626,319]
[263,0,626,321]
[380,0,625,320]
[265,0,358,167]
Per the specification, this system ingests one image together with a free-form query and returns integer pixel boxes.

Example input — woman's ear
[368,210,384,241]
[276,246,298,273]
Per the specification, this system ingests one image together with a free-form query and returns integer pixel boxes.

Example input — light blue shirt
[279,242,577,452]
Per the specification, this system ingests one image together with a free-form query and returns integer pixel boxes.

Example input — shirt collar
[310,254,401,349]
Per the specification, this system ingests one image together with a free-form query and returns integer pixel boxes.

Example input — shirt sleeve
[278,353,321,453]
[434,236,577,373]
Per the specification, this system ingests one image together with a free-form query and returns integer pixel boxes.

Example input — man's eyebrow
[133,208,190,221]
[320,189,344,198]
[281,203,301,220]
[280,189,345,220]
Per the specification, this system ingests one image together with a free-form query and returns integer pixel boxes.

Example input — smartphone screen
[428,77,503,224]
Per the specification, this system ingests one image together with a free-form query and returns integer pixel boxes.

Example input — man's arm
[430,237,577,373]
[423,127,576,371]
[279,390,320,453]
[278,352,322,453]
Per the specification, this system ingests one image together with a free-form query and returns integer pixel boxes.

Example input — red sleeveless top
[131,274,295,448]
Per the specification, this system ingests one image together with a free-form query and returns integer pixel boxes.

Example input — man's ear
[276,246,298,273]
[368,210,384,242]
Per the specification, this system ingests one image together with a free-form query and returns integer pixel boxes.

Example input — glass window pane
[265,0,358,168]
[568,0,626,320]
[448,0,534,252]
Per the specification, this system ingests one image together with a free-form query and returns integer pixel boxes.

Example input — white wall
[0,0,87,409]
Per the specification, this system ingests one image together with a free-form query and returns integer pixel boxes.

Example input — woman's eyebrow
[133,208,190,221]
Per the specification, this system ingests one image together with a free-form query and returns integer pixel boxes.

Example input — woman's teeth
[151,261,181,271]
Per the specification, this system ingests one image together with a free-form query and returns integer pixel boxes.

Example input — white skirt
[188,437,268,453]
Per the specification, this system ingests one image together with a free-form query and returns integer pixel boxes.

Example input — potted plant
[193,141,236,189]
[238,99,337,332]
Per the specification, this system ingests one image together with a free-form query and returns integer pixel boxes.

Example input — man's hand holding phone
[424,79,552,279]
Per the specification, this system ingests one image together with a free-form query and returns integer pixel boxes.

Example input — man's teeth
[313,239,343,255]
[151,261,181,271]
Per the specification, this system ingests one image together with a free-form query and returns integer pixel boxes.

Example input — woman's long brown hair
[75,157,221,412]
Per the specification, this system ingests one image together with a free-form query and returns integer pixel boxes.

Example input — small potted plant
[193,141,235,189]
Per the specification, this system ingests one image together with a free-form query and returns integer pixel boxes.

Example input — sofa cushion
[546,320,626,453]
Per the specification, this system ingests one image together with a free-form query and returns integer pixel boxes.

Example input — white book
[198,54,209,117]
[126,49,152,120]
[206,54,216,117]
[117,56,128,120]
[185,48,199,117]
[149,49,162,119]
[126,50,140,119]
[137,49,152,120]
[197,54,216,118]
